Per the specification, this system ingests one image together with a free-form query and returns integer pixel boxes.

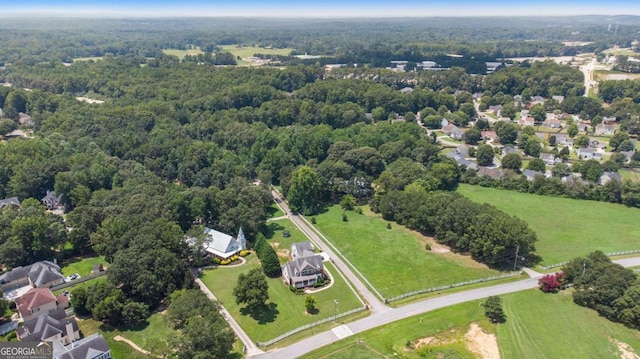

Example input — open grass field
[220,45,294,59]
[620,169,640,182]
[268,201,285,218]
[161,47,204,59]
[313,205,501,299]
[60,255,106,277]
[304,289,640,359]
[458,184,640,265]
[200,254,363,343]
[72,56,103,62]
[595,69,640,81]
[498,290,640,358]
[304,299,489,359]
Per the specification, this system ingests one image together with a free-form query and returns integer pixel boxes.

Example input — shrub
[355,207,363,214]
[6,332,16,341]
[425,243,431,251]
[386,222,392,229]
[239,250,251,257]
[220,259,231,265]
[213,257,221,264]
[483,296,506,323]
[311,217,317,224]
[342,213,348,222]
[539,272,565,293]
[283,230,291,238]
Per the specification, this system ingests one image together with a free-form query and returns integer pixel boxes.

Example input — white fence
[256,306,367,348]
[538,249,640,271]
[385,272,522,303]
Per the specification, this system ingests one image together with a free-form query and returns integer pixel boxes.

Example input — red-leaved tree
[538,272,565,293]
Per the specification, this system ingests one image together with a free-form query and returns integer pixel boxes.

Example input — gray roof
[282,255,324,281]
[55,333,111,359]
[17,309,78,342]
[0,261,62,286]
[523,169,544,180]
[291,241,314,258]
[0,197,20,208]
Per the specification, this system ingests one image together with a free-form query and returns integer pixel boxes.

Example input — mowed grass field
[220,45,294,58]
[200,251,363,343]
[458,184,640,265]
[304,289,640,359]
[60,255,106,277]
[313,205,500,299]
[498,290,640,358]
[161,47,204,59]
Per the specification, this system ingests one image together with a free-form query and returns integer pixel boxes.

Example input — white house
[196,228,247,259]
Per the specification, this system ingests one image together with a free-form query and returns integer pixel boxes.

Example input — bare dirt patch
[611,339,640,359]
[465,323,500,359]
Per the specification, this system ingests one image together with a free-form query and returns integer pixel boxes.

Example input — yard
[303,289,640,359]
[76,312,175,359]
[60,255,106,277]
[268,201,285,219]
[161,47,204,59]
[264,219,313,264]
[458,184,640,265]
[313,205,501,299]
[200,251,363,344]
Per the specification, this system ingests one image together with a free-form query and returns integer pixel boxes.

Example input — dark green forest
[2,17,640,357]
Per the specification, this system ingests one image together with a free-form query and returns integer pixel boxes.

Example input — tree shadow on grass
[240,302,279,324]
[263,222,285,239]
[306,308,319,315]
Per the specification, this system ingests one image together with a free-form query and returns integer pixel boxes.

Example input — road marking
[332,325,354,339]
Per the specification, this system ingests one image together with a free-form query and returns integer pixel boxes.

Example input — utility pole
[334,300,339,322]
[513,245,520,271]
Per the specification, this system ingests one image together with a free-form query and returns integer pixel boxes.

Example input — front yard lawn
[313,205,501,299]
[200,254,363,343]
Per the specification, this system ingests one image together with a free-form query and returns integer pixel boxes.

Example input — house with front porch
[282,241,325,289]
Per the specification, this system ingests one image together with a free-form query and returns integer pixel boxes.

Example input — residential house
[15,288,69,322]
[195,227,247,260]
[488,105,503,114]
[599,172,622,185]
[440,118,449,128]
[481,130,499,142]
[530,96,546,103]
[578,122,588,132]
[17,309,80,345]
[518,117,535,127]
[441,124,464,140]
[562,174,588,185]
[478,167,504,180]
[400,87,413,94]
[577,147,602,160]
[0,197,20,209]
[18,112,33,126]
[603,116,617,123]
[539,153,559,166]
[542,118,562,129]
[595,123,616,135]
[291,241,315,259]
[0,261,65,290]
[41,190,64,211]
[447,154,479,171]
[523,169,545,181]
[282,242,325,289]
[53,333,112,359]
[449,144,471,158]
[552,95,565,103]
[502,146,521,158]
[534,132,547,141]
[555,134,574,147]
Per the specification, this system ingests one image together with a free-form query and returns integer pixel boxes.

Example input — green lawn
[313,205,500,298]
[267,202,285,219]
[73,56,103,62]
[304,299,489,359]
[498,290,640,358]
[60,255,106,277]
[264,219,311,264]
[458,184,640,265]
[53,275,107,296]
[220,45,294,59]
[77,312,173,359]
[304,289,640,359]
[200,254,363,343]
[161,47,204,59]
[620,169,640,183]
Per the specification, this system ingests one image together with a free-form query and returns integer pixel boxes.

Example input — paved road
[253,256,640,359]
[271,189,388,314]
[192,270,264,357]
[580,58,597,97]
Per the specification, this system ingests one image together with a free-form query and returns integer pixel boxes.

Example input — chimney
[66,320,77,342]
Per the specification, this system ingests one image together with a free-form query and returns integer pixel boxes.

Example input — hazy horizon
[3,0,640,18]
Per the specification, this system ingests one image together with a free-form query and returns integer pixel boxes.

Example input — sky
[2,0,640,18]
